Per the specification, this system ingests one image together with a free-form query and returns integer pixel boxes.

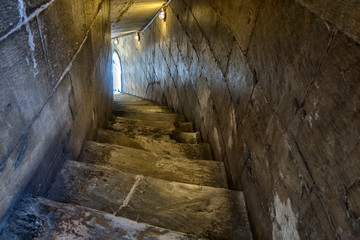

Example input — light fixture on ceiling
[159,8,166,21]
[135,32,140,42]
[114,38,119,45]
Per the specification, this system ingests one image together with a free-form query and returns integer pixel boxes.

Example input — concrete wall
[0,0,112,222]
[115,0,360,239]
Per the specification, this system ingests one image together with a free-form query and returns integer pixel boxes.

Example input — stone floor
[0,93,253,239]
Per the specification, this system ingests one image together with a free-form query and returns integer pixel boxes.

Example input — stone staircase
[0,93,253,239]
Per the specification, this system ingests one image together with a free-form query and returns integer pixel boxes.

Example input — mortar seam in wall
[287,138,328,237]
[0,0,56,42]
[36,15,53,84]
[158,7,225,163]
[243,153,270,231]
[176,0,227,79]
[164,4,218,110]
[292,137,341,239]
[189,0,261,125]
[295,1,360,45]
[149,47,167,105]
[296,28,338,112]
[244,4,263,57]
[170,5,200,64]
[37,140,66,196]
[152,23,191,108]
[170,2,243,118]
[242,82,340,237]
[151,20,185,111]
[115,0,134,23]
[0,0,108,170]
[162,4,237,178]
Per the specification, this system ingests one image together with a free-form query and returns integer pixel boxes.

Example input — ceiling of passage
[111,0,166,38]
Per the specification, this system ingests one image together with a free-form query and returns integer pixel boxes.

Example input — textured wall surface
[116,0,360,239]
[0,0,112,222]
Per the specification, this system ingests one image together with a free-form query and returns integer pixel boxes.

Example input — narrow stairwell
[0,94,253,239]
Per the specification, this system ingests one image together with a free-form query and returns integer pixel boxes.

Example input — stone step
[171,131,201,144]
[114,93,158,106]
[96,129,146,150]
[96,129,213,160]
[0,195,198,240]
[47,161,252,240]
[109,116,175,139]
[113,110,186,122]
[174,121,194,132]
[78,141,226,187]
[114,104,171,113]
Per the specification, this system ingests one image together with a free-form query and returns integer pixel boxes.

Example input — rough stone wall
[116,0,360,239]
[0,0,112,222]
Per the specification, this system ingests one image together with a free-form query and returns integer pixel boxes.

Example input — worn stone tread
[113,110,186,122]
[114,104,172,114]
[78,141,226,187]
[47,161,252,240]
[171,131,201,144]
[0,195,199,240]
[96,129,213,160]
[114,93,158,106]
[96,128,146,150]
[109,116,175,139]
[174,121,194,132]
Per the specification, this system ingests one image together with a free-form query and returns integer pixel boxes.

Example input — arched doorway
[112,51,122,93]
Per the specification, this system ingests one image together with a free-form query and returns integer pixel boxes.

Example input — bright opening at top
[112,51,122,93]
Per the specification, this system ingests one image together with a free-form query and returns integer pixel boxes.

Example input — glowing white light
[114,38,119,45]
[135,32,140,41]
[159,10,166,20]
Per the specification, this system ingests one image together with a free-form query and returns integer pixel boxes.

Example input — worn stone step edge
[112,110,186,122]
[110,116,194,133]
[0,195,201,240]
[47,160,252,240]
[113,104,172,113]
[78,141,227,188]
[171,131,201,144]
[114,93,158,106]
[95,129,213,160]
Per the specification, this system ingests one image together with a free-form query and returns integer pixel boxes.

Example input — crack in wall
[296,27,338,112]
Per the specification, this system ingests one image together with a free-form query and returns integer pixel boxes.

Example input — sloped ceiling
[111,0,166,38]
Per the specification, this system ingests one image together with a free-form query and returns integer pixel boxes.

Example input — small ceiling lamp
[135,32,140,42]
[159,8,166,21]
[114,38,119,45]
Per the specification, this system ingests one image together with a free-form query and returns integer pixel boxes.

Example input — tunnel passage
[0,0,359,239]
